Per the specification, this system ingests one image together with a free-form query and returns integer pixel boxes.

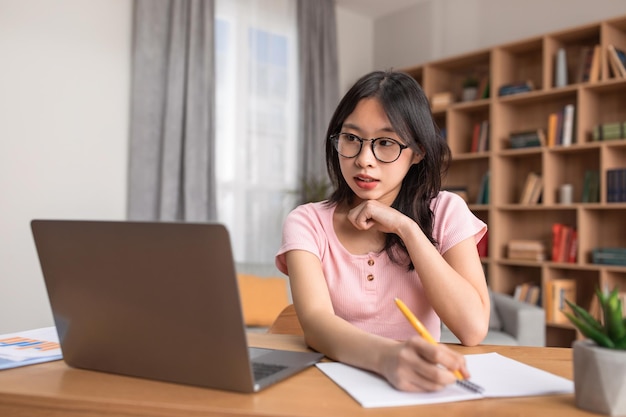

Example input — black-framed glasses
[330,133,409,163]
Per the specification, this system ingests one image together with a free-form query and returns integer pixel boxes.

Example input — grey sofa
[440,291,546,346]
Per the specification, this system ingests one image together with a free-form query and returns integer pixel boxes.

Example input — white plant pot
[573,340,626,416]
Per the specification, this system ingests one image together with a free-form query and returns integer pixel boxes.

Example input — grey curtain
[297,0,339,201]
[128,0,216,222]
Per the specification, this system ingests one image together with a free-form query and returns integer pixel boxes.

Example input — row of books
[576,45,601,84]
[607,168,626,203]
[592,247,626,266]
[513,282,541,306]
[551,223,578,263]
[593,122,626,141]
[470,120,489,152]
[547,104,575,147]
[519,172,542,205]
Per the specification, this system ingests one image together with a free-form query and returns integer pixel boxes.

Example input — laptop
[30,220,323,393]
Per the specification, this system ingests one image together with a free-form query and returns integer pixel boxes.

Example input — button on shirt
[275,191,487,341]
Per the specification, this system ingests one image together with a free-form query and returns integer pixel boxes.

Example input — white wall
[373,0,626,69]
[0,0,132,333]
[335,6,374,94]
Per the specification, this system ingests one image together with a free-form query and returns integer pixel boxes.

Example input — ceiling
[335,0,428,19]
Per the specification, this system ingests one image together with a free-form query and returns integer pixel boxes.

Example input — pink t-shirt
[275,191,487,341]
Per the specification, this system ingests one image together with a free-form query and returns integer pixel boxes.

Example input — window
[215,0,298,263]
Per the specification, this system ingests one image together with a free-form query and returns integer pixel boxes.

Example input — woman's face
[338,98,423,206]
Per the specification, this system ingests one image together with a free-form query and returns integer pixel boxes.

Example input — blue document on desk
[0,327,63,370]
[317,352,574,408]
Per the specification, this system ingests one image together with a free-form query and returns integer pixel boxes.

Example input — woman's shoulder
[285,200,336,226]
[431,190,468,211]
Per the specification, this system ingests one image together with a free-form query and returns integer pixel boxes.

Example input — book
[582,170,600,203]
[498,80,534,96]
[592,247,626,266]
[0,327,62,370]
[560,104,575,146]
[316,352,573,408]
[519,172,542,205]
[509,129,545,149]
[576,46,595,82]
[608,44,626,78]
[551,279,577,325]
[547,112,558,147]
[475,171,490,205]
[473,120,489,152]
[607,44,626,78]
[607,168,626,203]
[588,45,601,83]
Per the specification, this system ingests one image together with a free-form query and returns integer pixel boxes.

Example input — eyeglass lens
[334,133,404,163]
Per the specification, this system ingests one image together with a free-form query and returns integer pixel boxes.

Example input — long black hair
[325,70,451,269]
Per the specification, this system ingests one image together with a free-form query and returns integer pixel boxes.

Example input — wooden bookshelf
[402,14,626,347]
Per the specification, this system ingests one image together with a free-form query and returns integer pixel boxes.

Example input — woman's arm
[286,249,469,392]
[347,200,490,346]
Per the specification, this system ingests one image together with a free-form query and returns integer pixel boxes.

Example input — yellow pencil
[394,297,464,380]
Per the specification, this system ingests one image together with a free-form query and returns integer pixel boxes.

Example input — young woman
[275,70,489,392]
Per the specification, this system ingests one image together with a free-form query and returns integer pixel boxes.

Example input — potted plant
[461,76,479,101]
[563,287,626,416]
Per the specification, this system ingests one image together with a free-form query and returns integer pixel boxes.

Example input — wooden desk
[0,333,594,417]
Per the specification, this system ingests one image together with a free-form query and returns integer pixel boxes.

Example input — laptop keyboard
[252,362,288,380]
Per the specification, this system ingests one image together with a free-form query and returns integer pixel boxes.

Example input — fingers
[383,337,468,393]
[347,200,400,233]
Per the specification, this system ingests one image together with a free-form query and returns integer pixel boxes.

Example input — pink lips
[354,175,378,190]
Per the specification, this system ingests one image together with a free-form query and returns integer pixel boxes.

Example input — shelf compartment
[493,152,543,205]
[443,157,489,206]
[578,207,626,264]
[544,22,601,87]
[495,89,578,152]
[495,208,576,261]
[490,262,541,294]
[493,37,544,96]
[579,81,626,144]
[447,104,490,155]
[423,50,491,108]
[544,146,601,205]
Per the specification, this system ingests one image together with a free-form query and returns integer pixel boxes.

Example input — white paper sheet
[316,352,574,408]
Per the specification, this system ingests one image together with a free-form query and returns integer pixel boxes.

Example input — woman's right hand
[378,336,469,392]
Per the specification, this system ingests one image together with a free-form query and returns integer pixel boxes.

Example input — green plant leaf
[605,288,626,341]
[562,311,615,348]
[564,298,603,332]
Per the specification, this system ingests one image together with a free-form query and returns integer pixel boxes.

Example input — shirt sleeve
[274,203,329,275]
[432,191,487,255]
